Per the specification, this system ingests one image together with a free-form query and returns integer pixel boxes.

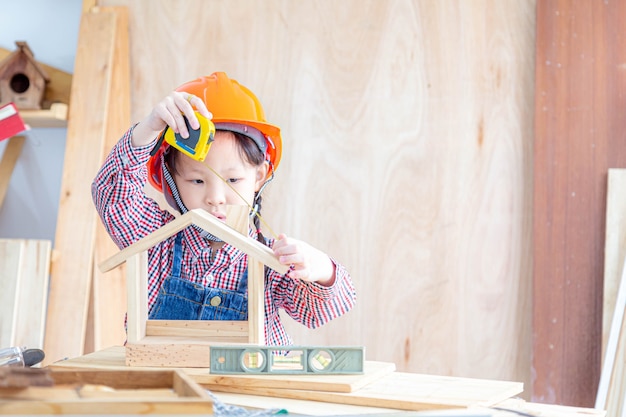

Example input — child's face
[172,131,268,220]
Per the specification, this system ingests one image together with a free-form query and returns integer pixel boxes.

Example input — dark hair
[165,130,269,246]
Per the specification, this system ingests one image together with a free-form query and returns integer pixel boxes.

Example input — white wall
[0,0,81,243]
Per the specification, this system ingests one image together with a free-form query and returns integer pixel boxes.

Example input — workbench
[36,346,605,417]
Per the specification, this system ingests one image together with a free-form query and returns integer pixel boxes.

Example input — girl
[92,72,356,345]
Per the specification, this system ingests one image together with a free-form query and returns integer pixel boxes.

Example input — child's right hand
[131,91,213,148]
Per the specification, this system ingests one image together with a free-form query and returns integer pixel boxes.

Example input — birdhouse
[0,41,50,110]
[99,207,289,367]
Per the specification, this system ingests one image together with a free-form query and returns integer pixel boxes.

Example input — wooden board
[50,345,395,393]
[603,168,626,359]
[100,209,288,274]
[12,240,51,350]
[44,7,128,365]
[0,239,50,349]
[0,369,213,415]
[0,240,22,345]
[596,250,626,417]
[0,136,25,209]
[214,392,400,415]
[204,371,523,412]
[91,5,131,353]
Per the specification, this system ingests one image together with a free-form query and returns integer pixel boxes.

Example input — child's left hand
[272,234,336,286]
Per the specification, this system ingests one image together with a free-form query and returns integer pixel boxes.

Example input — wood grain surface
[204,371,523,411]
[50,345,396,394]
[0,239,50,349]
[533,0,626,407]
[96,0,535,395]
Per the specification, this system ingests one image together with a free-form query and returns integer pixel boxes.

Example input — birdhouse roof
[0,41,50,82]
[99,208,288,274]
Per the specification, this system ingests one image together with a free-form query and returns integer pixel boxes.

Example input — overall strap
[171,232,184,278]
[237,267,248,293]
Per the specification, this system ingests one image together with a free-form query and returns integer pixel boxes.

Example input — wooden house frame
[99,208,288,367]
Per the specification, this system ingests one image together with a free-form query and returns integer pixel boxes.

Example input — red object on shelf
[0,103,27,141]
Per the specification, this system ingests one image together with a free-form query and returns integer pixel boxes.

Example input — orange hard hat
[147,72,282,193]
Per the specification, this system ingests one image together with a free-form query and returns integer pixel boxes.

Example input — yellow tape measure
[164,111,216,162]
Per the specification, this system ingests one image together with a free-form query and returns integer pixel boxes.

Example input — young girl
[92,72,356,345]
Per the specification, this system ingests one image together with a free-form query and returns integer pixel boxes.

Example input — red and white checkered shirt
[91,127,356,345]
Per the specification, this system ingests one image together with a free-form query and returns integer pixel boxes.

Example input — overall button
[210,296,222,306]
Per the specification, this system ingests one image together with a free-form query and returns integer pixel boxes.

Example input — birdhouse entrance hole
[10,73,30,94]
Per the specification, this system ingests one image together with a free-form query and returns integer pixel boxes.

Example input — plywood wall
[99,0,536,390]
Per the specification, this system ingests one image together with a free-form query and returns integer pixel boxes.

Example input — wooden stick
[596,253,626,411]
[0,136,25,209]
[100,209,287,274]
[126,252,147,344]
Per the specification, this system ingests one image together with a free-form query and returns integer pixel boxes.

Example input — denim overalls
[149,233,249,321]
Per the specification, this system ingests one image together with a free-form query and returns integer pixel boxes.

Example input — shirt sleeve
[268,258,357,329]
[91,126,165,249]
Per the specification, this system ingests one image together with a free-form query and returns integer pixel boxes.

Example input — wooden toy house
[99,207,288,368]
[0,41,50,110]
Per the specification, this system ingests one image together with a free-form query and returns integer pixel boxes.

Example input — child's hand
[272,234,336,286]
[131,91,212,148]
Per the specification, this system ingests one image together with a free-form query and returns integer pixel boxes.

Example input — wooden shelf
[21,103,68,128]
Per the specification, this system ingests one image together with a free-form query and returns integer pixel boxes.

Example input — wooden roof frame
[100,208,288,367]
[0,41,50,82]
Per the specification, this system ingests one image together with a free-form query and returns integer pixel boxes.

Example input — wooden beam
[145,320,248,338]
[13,240,51,350]
[91,5,130,353]
[99,209,288,274]
[248,259,265,345]
[0,239,51,349]
[43,7,128,365]
[0,136,25,209]
[126,252,147,344]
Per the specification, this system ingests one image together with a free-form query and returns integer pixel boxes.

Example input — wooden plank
[13,240,51,350]
[99,212,194,272]
[0,369,213,414]
[146,320,248,338]
[212,392,400,415]
[0,136,25,209]
[0,240,23,346]
[248,259,264,345]
[596,253,626,416]
[50,345,397,394]
[91,5,130,353]
[204,371,523,411]
[43,7,125,365]
[603,169,626,360]
[100,209,287,274]
[20,103,68,128]
[126,252,147,344]
[126,337,246,367]
[0,240,51,349]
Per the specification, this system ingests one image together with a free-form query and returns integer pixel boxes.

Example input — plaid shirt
[91,127,356,345]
